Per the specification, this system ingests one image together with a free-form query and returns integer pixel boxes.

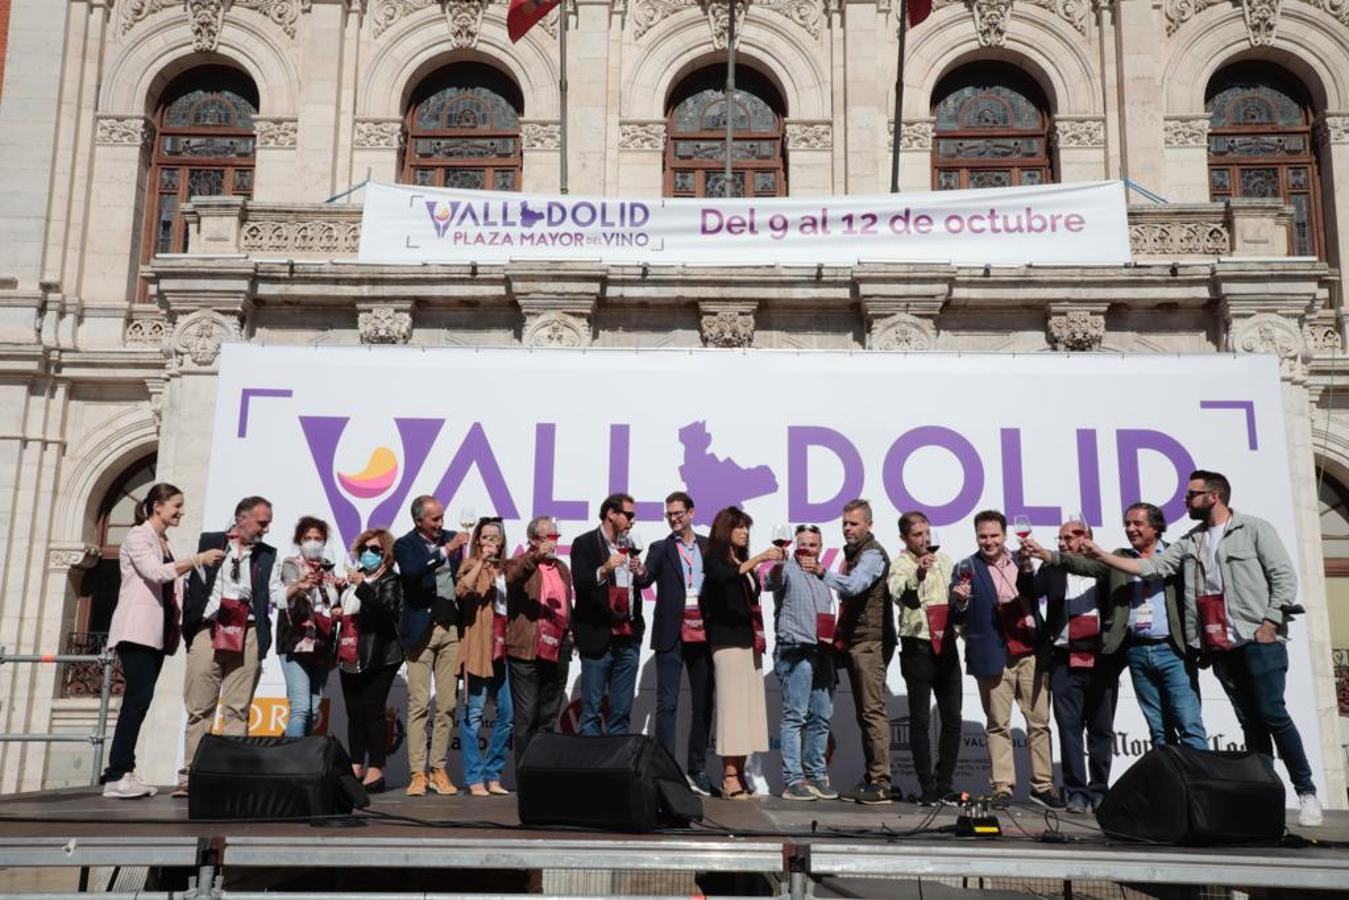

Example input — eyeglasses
[664,509,688,520]
[1184,490,1213,500]
[360,544,382,554]
[617,509,636,520]
[795,524,821,534]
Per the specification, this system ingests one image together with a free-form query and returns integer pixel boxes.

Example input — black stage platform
[0,785,1346,898]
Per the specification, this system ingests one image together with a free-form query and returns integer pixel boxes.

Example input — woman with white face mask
[273,516,342,737]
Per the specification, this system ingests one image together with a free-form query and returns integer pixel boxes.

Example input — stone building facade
[0,0,1347,799]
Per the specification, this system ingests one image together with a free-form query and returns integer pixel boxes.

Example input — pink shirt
[987,552,1020,604]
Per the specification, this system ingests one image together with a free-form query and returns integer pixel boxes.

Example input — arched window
[665,67,786,198]
[142,67,258,266]
[61,455,157,697]
[404,63,523,191]
[931,63,1053,190]
[1206,62,1325,258]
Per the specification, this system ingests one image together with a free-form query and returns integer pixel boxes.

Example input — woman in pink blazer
[103,483,225,799]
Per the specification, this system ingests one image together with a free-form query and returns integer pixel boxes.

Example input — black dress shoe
[362,777,387,794]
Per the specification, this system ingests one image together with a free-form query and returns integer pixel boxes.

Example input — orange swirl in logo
[337,447,398,499]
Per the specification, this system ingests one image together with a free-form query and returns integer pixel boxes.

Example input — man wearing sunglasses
[394,494,471,797]
[1021,519,1115,814]
[176,495,277,797]
[571,492,647,735]
[636,491,715,796]
[1082,470,1321,827]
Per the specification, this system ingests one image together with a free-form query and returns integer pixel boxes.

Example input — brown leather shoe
[406,771,428,797]
[428,768,458,796]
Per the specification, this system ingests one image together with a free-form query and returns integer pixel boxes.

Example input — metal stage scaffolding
[0,786,1346,898]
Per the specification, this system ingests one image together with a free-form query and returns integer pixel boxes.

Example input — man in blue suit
[950,509,1061,810]
[638,491,714,796]
[393,495,468,797]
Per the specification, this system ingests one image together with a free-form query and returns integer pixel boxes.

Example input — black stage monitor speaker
[188,735,369,821]
[517,733,703,832]
[1096,745,1285,845]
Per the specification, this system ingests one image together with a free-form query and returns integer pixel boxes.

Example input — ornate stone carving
[1163,117,1210,148]
[972,0,1012,46]
[888,120,933,152]
[186,0,228,51]
[785,122,832,150]
[1303,321,1344,353]
[240,218,362,253]
[358,305,413,344]
[372,0,438,37]
[126,317,168,346]
[1129,222,1230,256]
[1315,115,1349,146]
[1022,0,1088,33]
[1163,0,1222,36]
[521,121,562,150]
[171,309,242,369]
[1047,310,1105,352]
[48,546,101,571]
[757,0,824,37]
[444,0,489,47]
[869,313,935,351]
[1052,119,1105,148]
[700,310,755,348]
[353,119,405,149]
[254,118,299,148]
[120,0,312,39]
[704,0,750,49]
[524,312,589,347]
[632,0,695,39]
[1310,0,1349,27]
[1229,312,1306,379]
[618,121,666,150]
[1241,0,1280,45]
[95,116,155,147]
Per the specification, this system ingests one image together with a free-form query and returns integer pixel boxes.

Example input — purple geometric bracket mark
[238,388,294,438]
[1199,400,1258,451]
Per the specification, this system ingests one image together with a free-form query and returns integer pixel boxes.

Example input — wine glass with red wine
[771,524,791,551]
[926,527,942,555]
[1013,515,1032,541]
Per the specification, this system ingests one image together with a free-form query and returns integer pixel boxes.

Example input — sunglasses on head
[477,516,504,525]
[795,524,821,534]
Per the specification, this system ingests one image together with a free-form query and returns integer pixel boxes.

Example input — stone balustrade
[181,196,1298,262]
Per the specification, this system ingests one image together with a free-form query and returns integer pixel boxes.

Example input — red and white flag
[507,0,561,42]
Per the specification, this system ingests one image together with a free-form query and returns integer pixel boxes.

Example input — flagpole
[889,0,909,193]
[559,3,569,195]
[723,0,736,198]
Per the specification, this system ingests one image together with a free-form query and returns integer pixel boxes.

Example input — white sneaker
[102,773,154,799]
[128,771,159,797]
[1297,793,1323,828]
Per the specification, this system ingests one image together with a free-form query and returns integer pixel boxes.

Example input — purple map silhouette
[677,421,779,524]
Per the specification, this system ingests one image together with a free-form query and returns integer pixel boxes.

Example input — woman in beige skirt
[699,506,786,798]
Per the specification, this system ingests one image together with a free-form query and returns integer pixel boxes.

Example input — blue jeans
[579,638,640,735]
[1125,641,1206,750]
[281,654,330,738]
[462,660,513,786]
[774,644,834,785]
[1211,641,1315,795]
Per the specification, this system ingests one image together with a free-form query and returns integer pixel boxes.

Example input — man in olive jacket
[1083,470,1321,828]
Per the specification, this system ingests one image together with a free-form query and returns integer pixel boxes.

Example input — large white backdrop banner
[357,180,1131,267]
[203,346,1322,799]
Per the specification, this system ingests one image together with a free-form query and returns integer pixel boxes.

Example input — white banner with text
[201,347,1321,799]
[357,180,1131,267]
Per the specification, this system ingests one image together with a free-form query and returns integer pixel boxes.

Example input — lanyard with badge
[677,539,707,643]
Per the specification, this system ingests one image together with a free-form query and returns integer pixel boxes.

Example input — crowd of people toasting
[97,469,1323,827]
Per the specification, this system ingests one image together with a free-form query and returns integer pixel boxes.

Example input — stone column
[855,268,949,349]
[1046,302,1109,352]
[522,120,562,194]
[1162,115,1211,203]
[785,121,833,196]
[893,119,934,193]
[351,118,405,185]
[83,116,155,304]
[1053,117,1108,183]
[1111,0,1166,198]
[698,301,757,349]
[616,121,664,197]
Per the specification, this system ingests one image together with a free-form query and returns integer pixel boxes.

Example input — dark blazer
[639,532,709,653]
[1052,549,1186,657]
[342,570,404,674]
[571,526,646,656]
[949,552,1044,680]
[182,532,277,660]
[393,527,462,649]
[698,553,757,649]
[1025,563,1110,657]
